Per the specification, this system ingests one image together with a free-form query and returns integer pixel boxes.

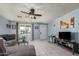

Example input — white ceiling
[0,3,79,23]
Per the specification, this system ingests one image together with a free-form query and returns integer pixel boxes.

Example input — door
[19,24,32,42]
[40,25,47,40]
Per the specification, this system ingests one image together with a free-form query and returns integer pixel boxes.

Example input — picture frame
[60,16,74,29]
[6,24,11,29]
[12,25,16,29]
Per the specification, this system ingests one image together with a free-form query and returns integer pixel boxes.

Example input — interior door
[40,25,47,40]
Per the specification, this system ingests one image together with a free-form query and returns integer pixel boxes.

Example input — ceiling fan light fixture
[34,16,36,19]
[17,15,22,19]
[21,8,42,20]
[29,15,36,19]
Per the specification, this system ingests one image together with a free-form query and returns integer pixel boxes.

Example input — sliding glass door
[19,24,32,44]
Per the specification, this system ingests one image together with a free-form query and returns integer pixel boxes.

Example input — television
[59,32,71,41]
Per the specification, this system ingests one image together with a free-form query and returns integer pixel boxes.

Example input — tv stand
[56,39,79,55]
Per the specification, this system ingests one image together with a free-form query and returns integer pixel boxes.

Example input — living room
[0,3,79,56]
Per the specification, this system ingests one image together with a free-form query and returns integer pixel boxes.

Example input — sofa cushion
[0,38,6,56]
[6,45,36,56]
[0,34,15,41]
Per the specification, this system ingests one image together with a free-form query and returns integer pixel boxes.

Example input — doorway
[40,25,48,40]
[19,24,32,43]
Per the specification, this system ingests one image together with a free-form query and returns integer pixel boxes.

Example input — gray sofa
[0,38,36,56]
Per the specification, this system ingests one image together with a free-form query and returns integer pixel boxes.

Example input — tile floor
[29,40,79,56]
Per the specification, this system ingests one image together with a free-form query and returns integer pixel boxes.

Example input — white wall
[48,8,79,43]
[0,17,16,34]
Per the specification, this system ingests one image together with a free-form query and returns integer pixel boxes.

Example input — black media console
[56,32,79,55]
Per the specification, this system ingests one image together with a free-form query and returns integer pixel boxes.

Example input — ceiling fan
[20,8,42,19]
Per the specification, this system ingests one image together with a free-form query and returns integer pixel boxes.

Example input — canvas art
[60,17,74,29]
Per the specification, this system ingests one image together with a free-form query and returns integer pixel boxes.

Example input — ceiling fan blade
[21,11,29,14]
[34,14,42,16]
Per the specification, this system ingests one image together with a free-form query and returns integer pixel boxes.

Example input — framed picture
[12,25,16,29]
[70,16,74,28]
[6,24,11,29]
[60,16,74,29]
[60,20,69,29]
[35,26,39,29]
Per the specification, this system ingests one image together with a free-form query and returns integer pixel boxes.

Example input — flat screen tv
[59,32,71,41]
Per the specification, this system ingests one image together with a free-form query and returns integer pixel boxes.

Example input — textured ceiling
[0,3,79,23]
